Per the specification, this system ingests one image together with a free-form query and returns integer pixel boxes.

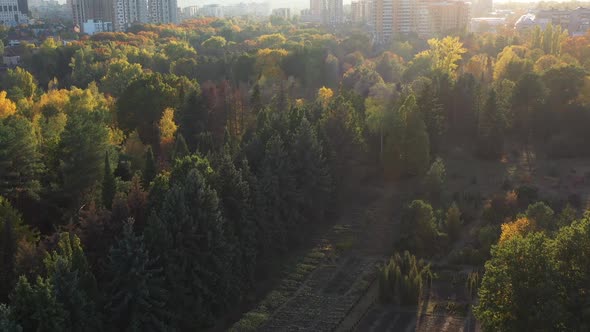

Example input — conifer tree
[0,117,43,201]
[105,220,169,332]
[171,133,189,161]
[477,90,504,159]
[102,152,116,209]
[143,146,156,188]
[402,97,430,176]
[11,276,66,332]
[0,304,21,332]
[0,219,16,302]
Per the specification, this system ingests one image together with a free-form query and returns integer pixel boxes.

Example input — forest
[1,17,590,331]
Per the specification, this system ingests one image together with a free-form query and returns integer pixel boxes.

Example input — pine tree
[171,133,189,161]
[105,220,169,332]
[143,146,156,188]
[0,218,16,302]
[102,152,116,209]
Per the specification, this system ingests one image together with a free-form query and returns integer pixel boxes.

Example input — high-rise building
[322,0,343,25]
[310,0,321,17]
[17,0,27,15]
[71,0,114,32]
[272,8,291,19]
[113,0,147,31]
[351,0,371,23]
[148,0,176,23]
[371,0,470,41]
[0,0,28,25]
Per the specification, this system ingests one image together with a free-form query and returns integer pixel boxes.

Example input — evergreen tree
[44,232,100,331]
[59,110,110,208]
[171,133,189,161]
[477,90,504,160]
[0,218,16,302]
[416,83,445,154]
[0,116,43,201]
[102,152,116,209]
[11,276,66,332]
[213,151,256,293]
[445,202,462,242]
[423,157,446,200]
[143,146,156,188]
[0,304,21,332]
[402,96,430,176]
[105,220,169,332]
[144,167,231,329]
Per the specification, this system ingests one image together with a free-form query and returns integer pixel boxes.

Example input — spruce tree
[0,304,21,332]
[403,97,430,176]
[143,146,156,188]
[477,90,504,159]
[11,276,66,332]
[171,133,189,161]
[144,167,231,330]
[102,152,116,209]
[0,117,43,201]
[0,218,16,302]
[105,220,169,332]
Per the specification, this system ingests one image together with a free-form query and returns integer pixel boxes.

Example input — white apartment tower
[0,0,27,26]
[114,0,148,31]
[149,0,177,24]
[322,0,343,25]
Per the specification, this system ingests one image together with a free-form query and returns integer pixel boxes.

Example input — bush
[379,251,432,305]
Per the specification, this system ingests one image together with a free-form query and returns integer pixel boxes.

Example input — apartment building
[351,0,371,23]
[371,0,470,42]
[148,0,176,23]
[322,0,343,25]
[113,0,148,31]
[515,7,590,36]
[0,0,28,25]
[272,8,291,19]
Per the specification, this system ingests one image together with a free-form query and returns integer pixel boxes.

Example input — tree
[0,91,16,119]
[43,232,100,331]
[144,167,231,329]
[375,52,404,83]
[105,220,169,332]
[499,217,536,244]
[525,202,554,230]
[11,276,66,332]
[424,158,445,200]
[0,218,16,302]
[399,200,438,256]
[0,304,21,332]
[201,36,227,49]
[445,203,462,242]
[158,108,177,150]
[143,146,156,187]
[425,37,466,79]
[3,67,37,101]
[475,233,567,331]
[171,133,189,161]
[102,152,116,209]
[59,109,110,209]
[477,90,504,160]
[402,96,430,176]
[100,59,143,98]
[0,116,43,201]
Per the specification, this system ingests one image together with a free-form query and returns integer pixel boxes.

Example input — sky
[177,0,351,10]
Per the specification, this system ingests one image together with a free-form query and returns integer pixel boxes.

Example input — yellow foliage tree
[425,36,466,78]
[317,86,334,107]
[0,91,17,119]
[159,107,177,146]
[499,217,536,244]
[256,48,289,81]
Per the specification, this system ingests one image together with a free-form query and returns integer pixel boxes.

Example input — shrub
[379,251,432,305]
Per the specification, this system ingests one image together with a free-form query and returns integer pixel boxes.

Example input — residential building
[351,0,371,23]
[371,0,470,41]
[223,2,269,17]
[17,0,27,15]
[82,18,112,34]
[0,0,28,26]
[470,16,505,32]
[310,0,321,17]
[198,4,223,18]
[181,5,198,18]
[322,0,343,25]
[515,8,590,36]
[71,0,114,32]
[148,0,177,23]
[472,0,492,17]
[113,0,148,31]
[272,8,290,19]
